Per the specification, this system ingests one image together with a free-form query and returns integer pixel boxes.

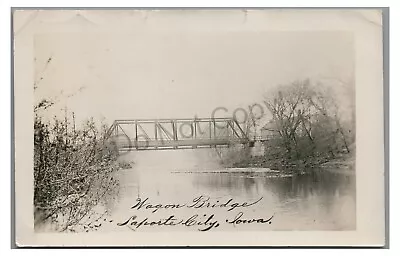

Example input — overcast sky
[34,12,355,126]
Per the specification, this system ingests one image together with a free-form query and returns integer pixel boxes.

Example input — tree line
[230,79,355,171]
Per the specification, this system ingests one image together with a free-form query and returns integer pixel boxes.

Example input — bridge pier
[250,141,265,157]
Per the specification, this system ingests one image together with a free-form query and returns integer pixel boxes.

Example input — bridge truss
[106,118,250,151]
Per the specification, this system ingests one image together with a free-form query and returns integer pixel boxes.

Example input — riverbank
[229,150,355,174]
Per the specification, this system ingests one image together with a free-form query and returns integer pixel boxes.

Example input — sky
[33,12,355,126]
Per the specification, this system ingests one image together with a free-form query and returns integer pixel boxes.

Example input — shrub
[34,113,122,232]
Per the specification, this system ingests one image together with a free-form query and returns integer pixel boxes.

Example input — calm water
[100,149,356,232]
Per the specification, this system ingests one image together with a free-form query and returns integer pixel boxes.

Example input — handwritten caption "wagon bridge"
[116,195,274,231]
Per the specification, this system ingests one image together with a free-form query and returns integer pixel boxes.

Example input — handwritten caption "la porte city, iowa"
[117,195,274,231]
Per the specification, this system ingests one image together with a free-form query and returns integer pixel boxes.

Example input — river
[91,149,356,232]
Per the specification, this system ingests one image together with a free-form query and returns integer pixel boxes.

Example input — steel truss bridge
[106,118,269,152]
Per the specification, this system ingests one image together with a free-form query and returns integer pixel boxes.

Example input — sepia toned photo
[13,9,385,246]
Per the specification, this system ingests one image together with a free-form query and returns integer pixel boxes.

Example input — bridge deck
[114,138,250,151]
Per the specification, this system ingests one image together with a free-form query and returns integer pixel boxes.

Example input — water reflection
[191,170,355,229]
[109,149,356,231]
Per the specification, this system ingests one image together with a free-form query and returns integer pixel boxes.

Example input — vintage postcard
[13,9,385,246]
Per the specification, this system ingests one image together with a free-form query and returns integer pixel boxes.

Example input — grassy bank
[220,143,355,174]
[228,149,355,173]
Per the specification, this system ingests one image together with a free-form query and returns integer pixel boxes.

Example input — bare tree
[262,79,354,168]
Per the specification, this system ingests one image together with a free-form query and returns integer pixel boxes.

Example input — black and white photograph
[13,9,385,246]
